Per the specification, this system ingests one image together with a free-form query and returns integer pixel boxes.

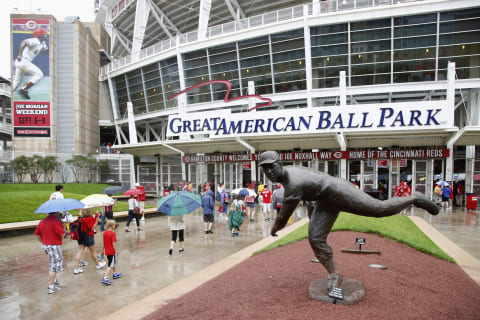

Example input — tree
[98,159,111,182]
[85,155,98,183]
[42,156,60,183]
[66,155,88,183]
[11,155,29,183]
[28,155,44,183]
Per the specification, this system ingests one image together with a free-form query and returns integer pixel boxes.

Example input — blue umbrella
[239,188,249,198]
[157,191,202,216]
[34,199,85,213]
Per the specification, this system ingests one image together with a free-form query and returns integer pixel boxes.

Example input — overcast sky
[1,0,95,79]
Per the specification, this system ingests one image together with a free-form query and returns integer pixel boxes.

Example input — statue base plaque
[307,278,365,305]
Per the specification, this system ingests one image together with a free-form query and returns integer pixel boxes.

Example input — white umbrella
[80,194,115,208]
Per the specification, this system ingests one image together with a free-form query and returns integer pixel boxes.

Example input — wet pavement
[408,206,480,261]
[0,206,306,320]
[1,203,479,320]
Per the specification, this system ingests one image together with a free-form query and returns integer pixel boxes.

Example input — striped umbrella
[80,194,115,208]
[157,191,202,216]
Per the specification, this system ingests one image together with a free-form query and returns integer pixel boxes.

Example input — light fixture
[326,57,330,61]
[299,60,302,65]
[246,69,249,73]
[153,88,156,92]
[425,48,429,53]
[358,54,362,59]
[168,84,171,88]
[223,72,226,77]
[462,45,466,50]
[201,76,204,80]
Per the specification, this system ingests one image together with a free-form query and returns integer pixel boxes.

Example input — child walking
[168,214,185,255]
[228,195,245,237]
[102,220,122,285]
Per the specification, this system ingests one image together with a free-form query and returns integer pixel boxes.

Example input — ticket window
[362,160,377,192]
[348,160,361,188]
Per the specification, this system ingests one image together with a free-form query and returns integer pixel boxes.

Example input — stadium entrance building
[96,0,480,199]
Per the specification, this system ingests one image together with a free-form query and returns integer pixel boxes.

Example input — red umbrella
[123,188,142,196]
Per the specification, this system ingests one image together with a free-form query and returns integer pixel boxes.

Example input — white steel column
[132,0,150,61]
[176,38,187,114]
[445,62,456,182]
[198,0,212,41]
[155,155,159,196]
[127,102,138,144]
[304,4,313,109]
[338,71,347,180]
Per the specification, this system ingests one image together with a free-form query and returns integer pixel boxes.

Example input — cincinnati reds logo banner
[11,18,51,137]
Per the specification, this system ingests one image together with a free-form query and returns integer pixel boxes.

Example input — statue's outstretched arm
[271,200,299,236]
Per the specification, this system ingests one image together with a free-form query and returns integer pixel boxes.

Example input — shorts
[43,245,63,273]
[262,203,272,212]
[442,196,449,202]
[139,201,145,212]
[246,202,255,208]
[78,235,95,247]
[203,214,214,223]
[107,255,116,268]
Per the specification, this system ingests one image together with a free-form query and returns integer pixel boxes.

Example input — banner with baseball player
[11,18,51,137]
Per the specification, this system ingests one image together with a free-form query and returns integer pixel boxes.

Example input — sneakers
[169,248,173,255]
[19,88,30,99]
[102,278,112,285]
[179,248,184,253]
[204,231,209,234]
[208,230,213,234]
[125,229,130,232]
[113,272,123,279]
[79,260,88,267]
[97,254,104,261]
[54,279,61,287]
[74,268,84,274]
[48,285,61,294]
[96,261,107,269]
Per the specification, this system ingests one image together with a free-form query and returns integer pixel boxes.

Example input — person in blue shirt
[202,188,215,234]
[441,185,451,209]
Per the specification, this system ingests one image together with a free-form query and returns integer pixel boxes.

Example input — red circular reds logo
[25,20,37,29]
[333,151,343,159]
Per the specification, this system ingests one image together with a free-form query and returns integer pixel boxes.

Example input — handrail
[100,0,426,77]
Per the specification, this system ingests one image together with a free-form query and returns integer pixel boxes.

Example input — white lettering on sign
[167,101,453,139]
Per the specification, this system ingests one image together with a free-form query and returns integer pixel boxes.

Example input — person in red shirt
[102,220,122,285]
[260,187,273,221]
[34,212,65,294]
[73,209,106,274]
[135,183,146,220]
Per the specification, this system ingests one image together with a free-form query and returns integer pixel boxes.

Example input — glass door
[413,160,427,196]
[362,159,376,192]
[348,160,361,188]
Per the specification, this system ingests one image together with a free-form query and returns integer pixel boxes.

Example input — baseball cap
[134,183,141,187]
[259,151,280,166]
[33,28,47,38]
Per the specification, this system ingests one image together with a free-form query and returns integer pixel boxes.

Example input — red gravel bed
[144,231,480,320]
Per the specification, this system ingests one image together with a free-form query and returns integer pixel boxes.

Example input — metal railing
[100,0,427,77]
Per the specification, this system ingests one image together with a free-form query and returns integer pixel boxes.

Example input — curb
[99,217,309,320]
[0,208,158,233]
[409,216,480,285]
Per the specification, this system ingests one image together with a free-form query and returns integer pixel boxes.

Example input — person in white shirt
[168,215,185,255]
[13,28,48,100]
[125,195,141,232]
[49,185,64,201]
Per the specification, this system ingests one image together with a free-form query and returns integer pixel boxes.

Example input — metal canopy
[109,0,311,58]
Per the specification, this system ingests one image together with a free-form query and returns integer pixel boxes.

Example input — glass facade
[111,9,480,118]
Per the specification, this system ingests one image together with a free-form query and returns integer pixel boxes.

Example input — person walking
[229,195,245,237]
[100,194,115,231]
[135,183,146,221]
[125,194,141,232]
[168,214,185,255]
[220,187,229,215]
[49,184,66,222]
[73,209,106,274]
[441,185,451,209]
[457,181,465,207]
[272,184,284,219]
[244,192,256,222]
[101,220,122,285]
[202,187,215,234]
[34,211,65,294]
[260,187,273,221]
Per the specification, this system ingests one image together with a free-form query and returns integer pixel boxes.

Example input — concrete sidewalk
[0,208,158,232]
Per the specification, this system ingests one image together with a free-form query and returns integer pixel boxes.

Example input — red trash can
[466,193,477,210]
[163,190,171,196]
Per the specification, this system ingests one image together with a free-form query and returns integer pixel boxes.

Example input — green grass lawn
[255,212,454,262]
[0,184,154,224]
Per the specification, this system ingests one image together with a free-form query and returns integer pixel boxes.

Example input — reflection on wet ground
[0,206,306,320]
[407,206,480,260]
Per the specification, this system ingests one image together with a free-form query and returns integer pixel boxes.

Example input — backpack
[70,217,86,241]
